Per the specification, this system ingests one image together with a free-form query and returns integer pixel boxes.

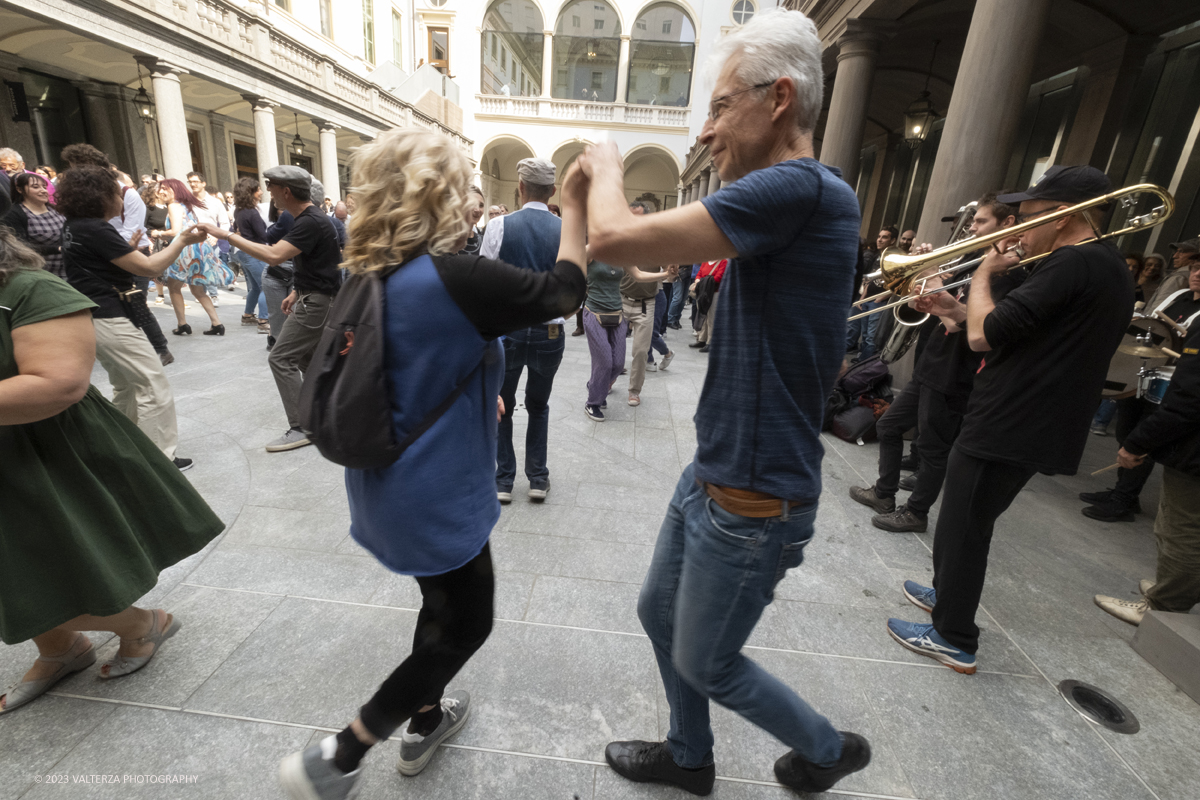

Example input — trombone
[848,183,1175,324]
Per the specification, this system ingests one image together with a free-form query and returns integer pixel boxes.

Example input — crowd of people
[1,6,1198,800]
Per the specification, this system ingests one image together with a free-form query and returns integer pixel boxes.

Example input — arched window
[627,3,695,107]
[553,0,621,102]
[732,0,754,25]
[481,0,545,96]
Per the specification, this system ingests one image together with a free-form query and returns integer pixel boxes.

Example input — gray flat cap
[309,176,326,206]
[517,157,556,186]
[263,165,312,194]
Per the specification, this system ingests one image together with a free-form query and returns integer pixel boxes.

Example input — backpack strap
[394,355,487,457]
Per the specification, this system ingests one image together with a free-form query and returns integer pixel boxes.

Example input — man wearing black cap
[888,165,1133,673]
[200,165,342,452]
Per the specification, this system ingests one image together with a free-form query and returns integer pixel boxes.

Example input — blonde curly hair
[343,128,472,274]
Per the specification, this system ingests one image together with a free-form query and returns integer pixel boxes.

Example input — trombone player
[849,193,1019,532]
[887,166,1134,673]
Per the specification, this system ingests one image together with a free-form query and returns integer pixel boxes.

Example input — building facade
[0,0,470,198]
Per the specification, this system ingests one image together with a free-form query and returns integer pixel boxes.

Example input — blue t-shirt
[697,158,860,501]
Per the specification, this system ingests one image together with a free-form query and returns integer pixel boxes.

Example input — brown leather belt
[701,481,805,520]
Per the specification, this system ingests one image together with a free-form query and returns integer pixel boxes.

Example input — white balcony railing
[477,95,690,128]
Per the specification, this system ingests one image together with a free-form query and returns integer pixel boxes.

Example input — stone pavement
[3,292,1198,800]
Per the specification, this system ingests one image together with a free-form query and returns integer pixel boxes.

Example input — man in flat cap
[480,157,563,504]
[888,165,1133,673]
[200,165,343,452]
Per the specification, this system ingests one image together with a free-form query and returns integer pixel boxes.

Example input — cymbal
[1117,343,1171,359]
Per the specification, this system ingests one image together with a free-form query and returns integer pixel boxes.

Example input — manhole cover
[1057,680,1140,734]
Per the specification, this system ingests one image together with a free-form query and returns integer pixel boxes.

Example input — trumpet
[848,183,1175,324]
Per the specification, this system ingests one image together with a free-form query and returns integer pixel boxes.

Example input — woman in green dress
[0,228,225,713]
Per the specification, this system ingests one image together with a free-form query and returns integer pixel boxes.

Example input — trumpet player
[888,165,1133,674]
[849,192,1018,532]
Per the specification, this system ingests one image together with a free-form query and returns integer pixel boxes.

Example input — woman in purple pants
[582,260,626,422]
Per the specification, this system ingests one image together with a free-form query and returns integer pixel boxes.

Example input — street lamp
[291,113,305,156]
[133,64,155,121]
[903,40,940,148]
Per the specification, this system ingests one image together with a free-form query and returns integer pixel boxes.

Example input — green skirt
[0,387,225,643]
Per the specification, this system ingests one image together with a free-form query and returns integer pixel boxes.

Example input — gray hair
[0,147,22,162]
[706,8,824,132]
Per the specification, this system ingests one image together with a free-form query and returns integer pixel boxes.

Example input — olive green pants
[1146,466,1200,614]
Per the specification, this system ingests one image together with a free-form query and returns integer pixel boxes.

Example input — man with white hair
[582,9,870,796]
[480,157,564,504]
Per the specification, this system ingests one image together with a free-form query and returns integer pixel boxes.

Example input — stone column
[244,95,280,182]
[682,185,690,204]
[707,168,721,196]
[541,31,554,97]
[696,170,710,201]
[615,35,631,104]
[143,61,192,179]
[915,0,1052,244]
[208,114,232,190]
[317,120,341,199]
[820,19,895,187]
[692,176,703,201]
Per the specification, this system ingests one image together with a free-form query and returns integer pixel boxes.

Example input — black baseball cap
[1168,237,1199,254]
[997,165,1112,205]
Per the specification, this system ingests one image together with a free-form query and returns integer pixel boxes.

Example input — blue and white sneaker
[903,580,936,613]
[886,619,977,674]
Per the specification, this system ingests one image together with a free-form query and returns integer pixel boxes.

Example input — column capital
[242,94,279,112]
[313,119,340,134]
[544,29,554,38]
[834,18,899,59]
[137,57,189,80]
[620,34,631,42]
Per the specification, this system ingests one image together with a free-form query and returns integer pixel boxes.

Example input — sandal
[99,610,181,679]
[0,634,95,714]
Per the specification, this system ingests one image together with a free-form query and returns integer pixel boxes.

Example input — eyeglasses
[707,80,777,121]
[1014,207,1059,224]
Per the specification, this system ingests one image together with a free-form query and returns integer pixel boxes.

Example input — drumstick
[1092,463,1120,476]
[1162,348,1181,359]
[1154,311,1189,337]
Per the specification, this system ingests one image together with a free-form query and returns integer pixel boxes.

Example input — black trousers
[875,381,968,515]
[931,448,1036,653]
[1112,397,1156,500]
[359,544,495,740]
[132,275,169,354]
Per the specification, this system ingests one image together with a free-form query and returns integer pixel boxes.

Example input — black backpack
[299,263,483,470]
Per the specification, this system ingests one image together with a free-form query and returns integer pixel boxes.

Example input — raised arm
[580,143,736,268]
[112,225,206,276]
[200,223,301,267]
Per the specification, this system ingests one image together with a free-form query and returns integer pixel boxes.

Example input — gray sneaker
[659,351,675,370]
[397,690,471,776]
[279,737,364,800]
[266,428,312,452]
[849,485,895,514]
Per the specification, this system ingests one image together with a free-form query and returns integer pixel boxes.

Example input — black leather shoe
[202,324,226,336]
[899,454,919,472]
[689,341,706,348]
[898,473,918,491]
[604,740,715,796]
[849,485,895,514]
[172,323,192,336]
[1078,489,1141,513]
[698,344,709,353]
[1082,499,1137,522]
[775,732,871,794]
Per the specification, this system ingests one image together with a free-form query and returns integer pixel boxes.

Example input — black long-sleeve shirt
[432,254,586,339]
[1125,325,1200,476]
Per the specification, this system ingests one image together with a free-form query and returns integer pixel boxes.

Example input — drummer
[1082,259,1200,522]
[1093,318,1200,625]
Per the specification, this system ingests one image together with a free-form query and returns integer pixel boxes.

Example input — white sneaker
[1093,595,1147,625]
[646,362,657,372]
[628,393,640,407]
[497,489,512,504]
[1139,579,1155,596]
[211,296,220,307]
[660,351,675,370]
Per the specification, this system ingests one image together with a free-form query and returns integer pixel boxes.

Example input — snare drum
[1138,366,1175,404]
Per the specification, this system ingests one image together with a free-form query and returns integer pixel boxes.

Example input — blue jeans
[233,251,269,318]
[497,326,565,489]
[667,267,693,326]
[846,300,881,359]
[638,463,841,769]
[1092,398,1116,429]
[648,288,670,363]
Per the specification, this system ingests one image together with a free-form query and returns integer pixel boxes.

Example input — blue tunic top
[344,253,586,576]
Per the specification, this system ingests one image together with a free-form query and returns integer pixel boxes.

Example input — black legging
[359,544,495,740]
